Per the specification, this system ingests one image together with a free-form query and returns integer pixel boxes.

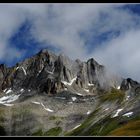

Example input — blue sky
[1,4,140,81]
[3,4,139,65]
[0,16,61,66]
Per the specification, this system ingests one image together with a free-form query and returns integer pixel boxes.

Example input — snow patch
[72,124,81,130]
[45,108,54,112]
[3,89,7,93]
[40,103,54,112]
[105,108,109,111]
[16,67,19,70]
[70,77,77,85]
[84,89,89,92]
[117,86,120,89]
[20,89,24,92]
[123,112,133,117]
[112,109,123,118]
[16,66,27,75]
[38,70,42,73]
[64,88,67,91]
[0,94,21,104]
[0,96,10,102]
[21,67,27,75]
[75,92,83,96]
[5,89,12,94]
[31,101,41,105]
[87,110,91,115]
[3,103,14,107]
[126,96,130,101]
[37,69,42,76]
[68,102,73,104]
[88,83,94,86]
[38,67,44,75]
[72,97,77,101]
[62,77,77,86]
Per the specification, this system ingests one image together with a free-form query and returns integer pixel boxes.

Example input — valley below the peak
[0,49,140,136]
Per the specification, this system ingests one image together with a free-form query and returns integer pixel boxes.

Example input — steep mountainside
[0,49,140,136]
[0,49,121,102]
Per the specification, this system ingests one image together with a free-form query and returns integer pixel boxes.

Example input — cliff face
[0,49,121,96]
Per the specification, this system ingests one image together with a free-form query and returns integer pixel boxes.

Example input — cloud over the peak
[92,29,140,81]
[0,4,140,81]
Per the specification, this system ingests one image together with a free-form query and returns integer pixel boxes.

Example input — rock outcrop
[0,49,121,95]
[120,78,140,96]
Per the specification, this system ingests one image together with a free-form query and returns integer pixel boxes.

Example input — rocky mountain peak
[0,49,122,96]
[120,78,140,96]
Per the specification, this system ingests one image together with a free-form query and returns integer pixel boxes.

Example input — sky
[1,3,140,81]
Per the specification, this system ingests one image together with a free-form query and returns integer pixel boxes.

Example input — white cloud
[92,29,140,81]
[0,4,27,63]
[0,4,140,81]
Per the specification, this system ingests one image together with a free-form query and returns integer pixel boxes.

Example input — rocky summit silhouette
[0,49,121,96]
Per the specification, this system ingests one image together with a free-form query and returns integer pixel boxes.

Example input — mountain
[0,49,140,136]
[0,49,121,95]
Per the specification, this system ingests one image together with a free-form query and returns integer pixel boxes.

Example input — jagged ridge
[0,49,120,96]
